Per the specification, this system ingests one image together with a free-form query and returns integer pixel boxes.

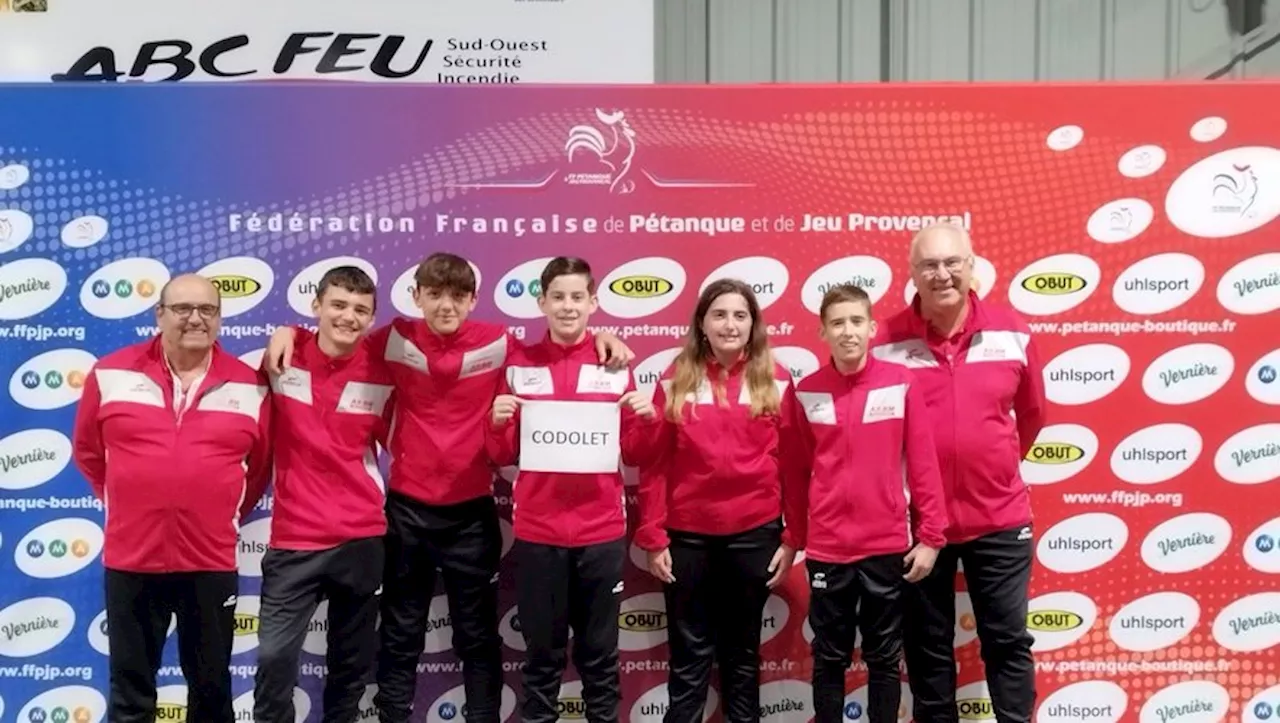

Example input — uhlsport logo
[599,257,686,319]
[0,428,72,491]
[302,600,331,656]
[903,255,997,304]
[772,346,820,383]
[1211,591,1280,653]
[954,682,995,721]
[633,347,680,394]
[701,256,789,310]
[1244,515,1280,574]
[391,260,484,318]
[0,596,75,658]
[631,683,718,722]
[1108,591,1200,652]
[60,215,110,249]
[236,516,271,577]
[618,592,667,652]
[9,348,97,411]
[1026,591,1096,652]
[1165,145,1280,239]
[155,684,189,722]
[1042,344,1130,406]
[1086,197,1154,244]
[1217,251,1280,316]
[1213,423,1280,486]
[757,680,811,722]
[197,256,274,317]
[1245,683,1280,723]
[1140,512,1232,574]
[1021,423,1098,485]
[1037,680,1126,722]
[232,687,312,722]
[1137,679,1229,723]
[80,257,169,319]
[1036,513,1127,573]
[16,518,103,579]
[17,685,105,723]
[1141,343,1234,405]
[422,594,454,654]
[230,595,261,655]
[1109,423,1201,485]
[494,256,554,320]
[1111,252,1204,315]
[287,255,379,318]
[1246,347,1280,405]
[801,256,893,313]
[1007,253,1100,316]
[0,258,67,321]
[426,683,517,723]
[0,208,35,253]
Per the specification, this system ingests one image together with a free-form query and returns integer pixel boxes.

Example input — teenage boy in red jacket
[486,256,657,723]
[795,283,947,723]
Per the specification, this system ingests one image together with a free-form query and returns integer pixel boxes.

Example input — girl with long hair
[635,278,808,723]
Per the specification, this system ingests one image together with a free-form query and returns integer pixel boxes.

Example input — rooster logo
[564,109,637,194]
[1211,164,1258,217]
[0,216,11,245]
[1108,206,1132,232]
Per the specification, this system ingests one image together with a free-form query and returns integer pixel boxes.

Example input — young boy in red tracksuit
[486,256,658,723]
[794,283,948,723]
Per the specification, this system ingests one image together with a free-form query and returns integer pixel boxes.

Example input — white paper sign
[519,400,621,474]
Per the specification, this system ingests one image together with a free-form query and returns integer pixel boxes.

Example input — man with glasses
[73,273,273,723]
[872,223,1047,723]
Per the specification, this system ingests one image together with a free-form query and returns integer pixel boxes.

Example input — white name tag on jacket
[519,400,621,474]
[862,383,907,423]
[576,365,629,395]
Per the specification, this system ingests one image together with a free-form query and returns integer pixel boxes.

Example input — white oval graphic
[700,256,790,310]
[618,592,667,652]
[598,256,687,319]
[231,595,262,655]
[1217,252,1280,315]
[1087,198,1154,244]
[1108,591,1200,652]
[287,256,379,318]
[631,682,718,722]
[801,256,893,313]
[1043,343,1130,406]
[1047,125,1084,151]
[1138,680,1229,723]
[88,608,175,656]
[493,256,555,320]
[1111,252,1204,315]
[15,517,104,579]
[0,163,30,190]
[628,540,651,575]
[1008,254,1100,317]
[1167,145,1280,239]
[155,685,190,721]
[0,209,35,253]
[0,428,72,491]
[1036,513,1128,574]
[500,517,513,560]
[422,594,453,654]
[634,346,680,395]
[1109,423,1202,485]
[239,347,266,370]
[1211,591,1280,653]
[236,516,272,577]
[0,597,75,657]
[301,599,331,656]
[1037,680,1127,723]
[843,682,913,722]
[1246,347,1280,405]
[1027,591,1096,652]
[390,259,483,319]
[1021,423,1099,486]
[232,686,312,723]
[1244,683,1280,723]
[500,604,526,652]
[425,682,516,723]
[954,592,979,648]
[1118,144,1166,178]
[9,347,98,411]
[903,255,997,304]
[771,346,820,383]
[1141,343,1234,405]
[61,215,110,249]
[1190,116,1227,143]
[1243,515,1280,574]
[80,257,170,320]
[0,258,68,321]
[757,679,812,723]
[1141,512,1232,574]
[198,256,275,317]
[18,685,106,723]
[1214,423,1280,486]
[955,681,996,721]
[760,594,790,644]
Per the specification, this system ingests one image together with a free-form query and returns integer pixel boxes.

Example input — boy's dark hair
[415,252,476,295]
[317,265,377,309]
[539,256,596,295]
[818,283,872,323]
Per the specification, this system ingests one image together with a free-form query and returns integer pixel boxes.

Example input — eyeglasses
[162,303,220,319]
[915,256,971,277]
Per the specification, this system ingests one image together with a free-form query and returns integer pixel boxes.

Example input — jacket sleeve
[1014,326,1048,458]
[777,379,810,551]
[485,370,520,467]
[240,376,275,517]
[620,369,661,468]
[634,379,676,551]
[904,379,949,549]
[71,367,106,500]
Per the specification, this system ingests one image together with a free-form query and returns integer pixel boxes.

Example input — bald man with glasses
[73,273,274,723]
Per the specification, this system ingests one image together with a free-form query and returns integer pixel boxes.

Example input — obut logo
[80,257,169,319]
[1141,343,1234,405]
[1021,424,1098,486]
[1212,591,1280,652]
[1026,591,1096,652]
[631,683,718,722]
[1108,591,1200,652]
[0,258,68,321]
[0,428,72,491]
[16,518,104,579]
[904,255,997,304]
[9,348,97,412]
[618,592,667,652]
[0,209,35,253]
[1036,513,1127,574]
[1037,680,1126,722]
[494,256,555,320]
[235,516,272,577]
[1165,145,1280,239]
[17,685,106,723]
[1042,344,1130,406]
[1244,515,1280,574]
[0,597,75,658]
[599,257,686,319]
[1138,680,1229,723]
[391,260,484,318]
[1214,423,1280,486]
[701,256,789,310]
[287,256,379,318]
[1217,252,1280,316]
[197,257,274,317]
[1086,198,1154,244]
[1008,254,1100,316]
[1109,423,1201,485]
[230,595,261,655]
[955,682,996,721]
[801,256,893,313]
[155,684,189,722]
[554,680,587,720]
[1246,347,1280,405]
[60,215,110,249]
[1111,253,1204,316]
[772,346,820,383]
[426,682,516,723]
[1140,512,1232,574]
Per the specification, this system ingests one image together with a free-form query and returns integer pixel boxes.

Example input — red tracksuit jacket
[72,337,272,573]
[267,335,395,550]
[635,357,808,552]
[794,355,949,563]
[293,317,514,507]
[872,292,1047,543]
[485,332,655,547]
